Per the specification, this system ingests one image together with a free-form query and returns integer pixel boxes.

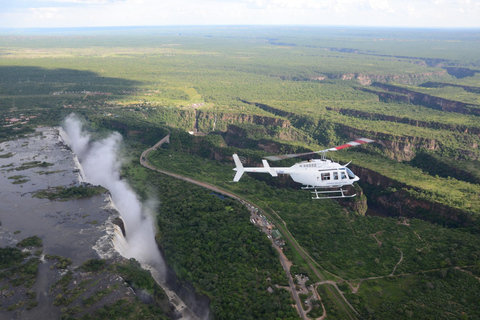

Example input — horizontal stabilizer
[262,159,278,177]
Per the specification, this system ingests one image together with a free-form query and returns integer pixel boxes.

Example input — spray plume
[63,114,166,278]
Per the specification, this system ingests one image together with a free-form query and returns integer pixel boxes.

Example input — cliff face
[316,71,448,85]
[223,125,250,149]
[371,83,480,116]
[337,124,442,161]
[351,164,478,230]
[360,87,410,103]
[410,152,480,185]
[326,107,480,135]
[238,100,296,118]
[196,110,291,132]
[420,81,480,94]
[222,124,309,152]
[341,124,479,161]
[235,101,478,161]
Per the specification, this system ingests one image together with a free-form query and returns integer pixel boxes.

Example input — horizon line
[1,25,480,31]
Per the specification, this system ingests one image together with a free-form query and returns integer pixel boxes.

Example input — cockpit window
[346,168,355,179]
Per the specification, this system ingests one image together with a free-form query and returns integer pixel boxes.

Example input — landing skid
[303,187,356,200]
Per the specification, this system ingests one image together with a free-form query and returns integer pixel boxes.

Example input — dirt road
[140,136,308,319]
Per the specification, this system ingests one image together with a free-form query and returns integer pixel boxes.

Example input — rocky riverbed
[0,127,175,319]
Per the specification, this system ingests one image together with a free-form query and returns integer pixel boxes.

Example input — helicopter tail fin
[232,154,245,182]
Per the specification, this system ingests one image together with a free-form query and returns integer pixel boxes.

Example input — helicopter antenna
[264,138,374,161]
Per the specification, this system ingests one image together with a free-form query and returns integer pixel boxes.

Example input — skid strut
[310,188,356,200]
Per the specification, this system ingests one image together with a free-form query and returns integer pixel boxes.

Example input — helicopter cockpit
[337,167,356,179]
[345,167,356,179]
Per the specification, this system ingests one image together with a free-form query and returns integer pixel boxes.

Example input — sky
[1,0,480,29]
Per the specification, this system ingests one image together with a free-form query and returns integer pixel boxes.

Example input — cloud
[27,6,66,21]
[27,0,128,4]
[1,0,479,28]
[241,0,396,12]
[368,0,394,12]
[406,4,420,17]
[244,0,332,10]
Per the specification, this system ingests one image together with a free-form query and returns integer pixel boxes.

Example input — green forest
[1,26,480,319]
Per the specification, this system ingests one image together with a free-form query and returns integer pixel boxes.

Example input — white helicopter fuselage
[232,138,373,199]
[232,155,359,189]
[288,159,359,188]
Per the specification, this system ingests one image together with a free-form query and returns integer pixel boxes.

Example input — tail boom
[232,154,279,181]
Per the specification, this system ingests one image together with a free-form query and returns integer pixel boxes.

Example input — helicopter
[232,138,374,199]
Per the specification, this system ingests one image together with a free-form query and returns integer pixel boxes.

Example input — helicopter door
[333,172,338,180]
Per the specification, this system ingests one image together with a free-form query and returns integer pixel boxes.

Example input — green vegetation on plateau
[1,26,480,319]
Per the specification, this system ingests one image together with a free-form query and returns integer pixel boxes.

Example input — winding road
[140,134,308,319]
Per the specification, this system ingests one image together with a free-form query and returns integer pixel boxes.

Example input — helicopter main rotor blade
[325,138,375,152]
[264,151,319,161]
[264,138,374,161]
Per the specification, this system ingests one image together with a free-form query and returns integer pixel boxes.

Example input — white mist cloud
[63,113,166,277]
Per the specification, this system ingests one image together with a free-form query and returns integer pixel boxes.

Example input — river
[0,127,118,319]
[0,126,208,319]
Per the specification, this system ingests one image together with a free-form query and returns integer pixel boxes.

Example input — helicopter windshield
[346,168,356,179]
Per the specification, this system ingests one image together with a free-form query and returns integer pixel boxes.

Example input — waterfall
[62,114,205,319]
[61,114,166,279]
